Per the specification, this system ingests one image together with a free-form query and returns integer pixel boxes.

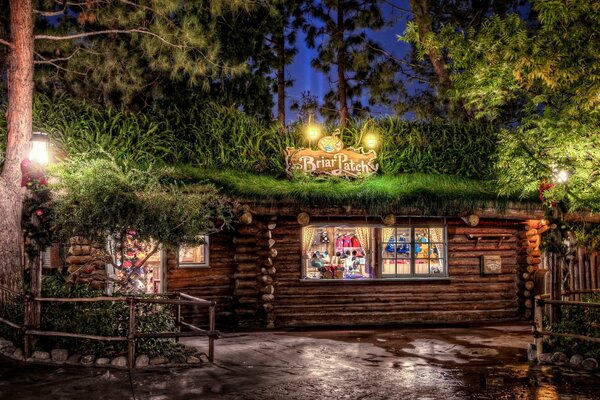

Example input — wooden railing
[0,284,219,368]
[533,289,600,359]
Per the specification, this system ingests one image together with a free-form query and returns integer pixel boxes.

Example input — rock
[569,354,584,368]
[96,357,110,366]
[170,355,186,364]
[31,351,50,361]
[581,358,598,371]
[67,354,81,364]
[81,355,96,365]
[149,356,169,366]
[527,344,537,363]
[552,352,569,365]
[111,356,128,368]
[538,353,553,365]
[0,338,13,351]
[183,347,198,356]
[2,345,16,356]
[12,348,24,361]
[198,353,210,363]
[51,349,69,363]
[135,355,149,368]
[186,356,201,365]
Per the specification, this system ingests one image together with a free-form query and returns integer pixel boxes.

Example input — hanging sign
[285,134,378,177]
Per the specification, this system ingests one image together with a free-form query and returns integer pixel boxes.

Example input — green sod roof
[171,167,539,216]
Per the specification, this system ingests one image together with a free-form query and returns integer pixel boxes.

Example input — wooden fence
[533,289,600,359]
[0,284,219,368]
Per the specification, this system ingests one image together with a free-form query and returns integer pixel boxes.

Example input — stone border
[0,336,208,369]
[528,344,599,372]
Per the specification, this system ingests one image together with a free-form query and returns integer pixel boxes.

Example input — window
[303,225,375,280]
[178,236,209,267]
[302,224,446,280]
[381,226,446,277]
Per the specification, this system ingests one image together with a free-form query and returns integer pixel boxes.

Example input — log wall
[167,216,534,328]
[165,231,237,328]
[271,217,524,327]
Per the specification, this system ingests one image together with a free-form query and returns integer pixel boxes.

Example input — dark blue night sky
[283,0,416,122]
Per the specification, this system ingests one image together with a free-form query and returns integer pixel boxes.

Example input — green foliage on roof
[169,167,535,215]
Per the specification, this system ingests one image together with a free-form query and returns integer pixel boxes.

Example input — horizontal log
[277,291,516,305]
[233,237,256,245]
[257,249,278,258]
[526,248,541,257]
[275,308,518,327]
[237,297,258,305]
[237,263,259,272]
[262,294,275,302]
[234,288,258,297]
[261,275,274,285]
[237,226,260,236]
[257,239,276,249]
[517,256,541,264]
[264,258,274,267]
[235,245,260,254]
[235,280,257,289]
[257,231,272,239]
[448,227,518,235]
[518,298,533,308]
[449,244,516,252]
[260,285,275,294]
[448,250,516,258]
[234,254,258,263]
[233,271,257,279]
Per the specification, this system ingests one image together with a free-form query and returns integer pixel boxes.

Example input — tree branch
[0,38,14,49]
[34,29,184,49]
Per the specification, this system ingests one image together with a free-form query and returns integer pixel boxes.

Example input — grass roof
[170,167,539,216]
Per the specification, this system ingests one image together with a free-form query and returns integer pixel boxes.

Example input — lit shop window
[381,226,446,277]
[302,224,447,280]
[302,225,375,280]
[178,236,209,267]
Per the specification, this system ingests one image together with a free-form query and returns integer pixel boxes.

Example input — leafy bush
[544,293,600,359]
[0,293,24,346]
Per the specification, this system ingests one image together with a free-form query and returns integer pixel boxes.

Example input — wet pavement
[1,323,599,399]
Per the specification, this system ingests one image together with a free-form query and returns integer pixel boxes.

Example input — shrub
[544,293,600,359]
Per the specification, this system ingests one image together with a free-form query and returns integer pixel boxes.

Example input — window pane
[303,225,374,280]
[179,236,208,266]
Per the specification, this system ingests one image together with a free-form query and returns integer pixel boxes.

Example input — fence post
[175,293,181,344]
[208,301,216,362]
[23,295,31,359]
[534,296,544,360]
[128,298,136,369]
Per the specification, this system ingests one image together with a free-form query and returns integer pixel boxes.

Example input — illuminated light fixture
[554,169,569,184]
[363,133,379,149]
[306,124,321,142]
[29,131,50,165]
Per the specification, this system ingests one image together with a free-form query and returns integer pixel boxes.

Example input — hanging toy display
[321,231,330,244]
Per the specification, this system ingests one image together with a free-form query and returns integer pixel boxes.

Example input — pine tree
[0,0,253,291]
[304,0,405,127]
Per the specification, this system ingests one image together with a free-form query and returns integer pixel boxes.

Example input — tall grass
[3,95,499,180]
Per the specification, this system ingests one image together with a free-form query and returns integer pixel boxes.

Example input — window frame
[177,236,210,268]
[301,222,448,281]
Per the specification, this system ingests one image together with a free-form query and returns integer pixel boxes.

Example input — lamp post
[305,115,321,148]
[29,132,50,166]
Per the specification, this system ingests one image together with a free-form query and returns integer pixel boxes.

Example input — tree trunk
[276,27,286,127]
[0,0,33,292]
[336,0,348,128]
[408,0,450,88]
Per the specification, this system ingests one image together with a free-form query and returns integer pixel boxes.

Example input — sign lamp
[305,124,321,142]
[29,132,50,165]
[363,133,379,149]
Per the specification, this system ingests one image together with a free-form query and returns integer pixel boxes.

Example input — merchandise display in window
[302,224,447,280]
[107,231,163,294]
[303,225,374,280]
